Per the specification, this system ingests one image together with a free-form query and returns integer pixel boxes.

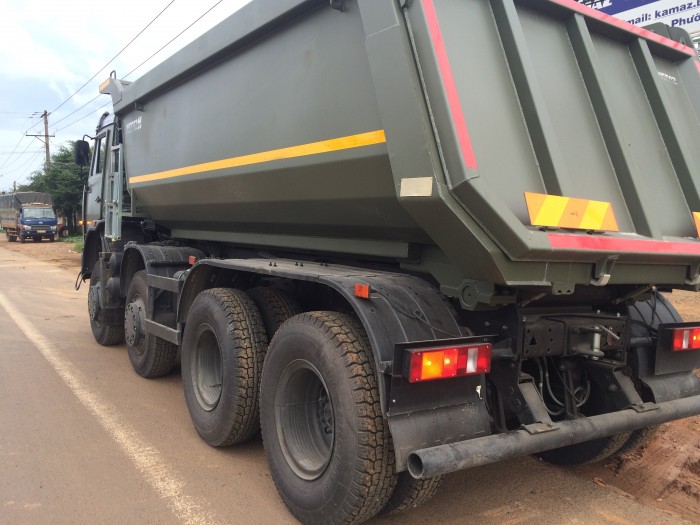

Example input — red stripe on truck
[549,0,696,57]
[548,233,700,254]
[422,0,478,169]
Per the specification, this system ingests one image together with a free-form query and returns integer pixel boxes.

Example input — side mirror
[75,140,91,167]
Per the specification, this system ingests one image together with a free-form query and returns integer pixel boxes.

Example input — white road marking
[0,291,221,525]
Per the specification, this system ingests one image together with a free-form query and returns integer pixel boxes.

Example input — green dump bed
[102,0,700,289]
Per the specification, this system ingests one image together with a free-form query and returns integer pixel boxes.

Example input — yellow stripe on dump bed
[128,130,387,185]
[525,192,619,232]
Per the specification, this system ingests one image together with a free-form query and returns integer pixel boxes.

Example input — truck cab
[18,204,58,243]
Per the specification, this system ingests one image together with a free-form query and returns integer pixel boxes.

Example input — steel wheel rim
[128,293,146,355]
[275,359,334,481]
[192,325,223,411]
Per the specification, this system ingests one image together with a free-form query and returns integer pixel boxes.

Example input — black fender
[178,257,491,470]
[81,222,107,278]
[81,220,148,279]
[120,244,205,297]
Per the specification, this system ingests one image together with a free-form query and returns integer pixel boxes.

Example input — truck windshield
[23,207,55,219]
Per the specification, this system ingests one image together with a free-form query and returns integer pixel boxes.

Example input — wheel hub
[275,359,334,481]
[193,328,223,411]
[124,302,143,348]
[88,285,101,321]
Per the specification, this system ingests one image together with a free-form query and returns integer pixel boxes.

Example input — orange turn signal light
[404,343,492,383]
[354,283,371,299]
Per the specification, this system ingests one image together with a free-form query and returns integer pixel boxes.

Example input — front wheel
[260,312,395,525]
[88,261,124,346]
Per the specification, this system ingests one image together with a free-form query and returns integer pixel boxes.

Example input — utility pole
[27,110,54,171]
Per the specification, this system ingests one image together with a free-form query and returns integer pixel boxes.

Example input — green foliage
[60,234,84,253]
[18,141,87,233]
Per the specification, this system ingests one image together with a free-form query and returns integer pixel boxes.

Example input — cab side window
[92,131,111,176]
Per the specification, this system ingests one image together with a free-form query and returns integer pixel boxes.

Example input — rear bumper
[408,394,700,479]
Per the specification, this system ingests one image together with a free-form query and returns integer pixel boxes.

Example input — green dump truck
[76,0,700,523]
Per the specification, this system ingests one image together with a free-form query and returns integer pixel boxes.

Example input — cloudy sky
[0,0,251,191]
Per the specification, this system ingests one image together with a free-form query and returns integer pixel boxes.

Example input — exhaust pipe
[408,395,700,479]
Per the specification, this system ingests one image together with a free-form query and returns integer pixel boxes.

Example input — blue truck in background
[0,192,58,243]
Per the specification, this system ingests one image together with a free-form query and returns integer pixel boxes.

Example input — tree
[18,141,88,233]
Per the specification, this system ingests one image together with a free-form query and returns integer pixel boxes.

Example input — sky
[0,0,252,191]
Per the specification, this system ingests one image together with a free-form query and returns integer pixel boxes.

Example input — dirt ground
[2,235,699,523]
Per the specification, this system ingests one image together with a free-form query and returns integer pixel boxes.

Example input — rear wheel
[260,312,395,525]
[538,429,630,465]
[247,287,301,341]
[614,291,683,455]
[181,288,267,446]
[125,270,178,378]
[380,472,444,515]
[537,360,631,465]
[88,261,124,346]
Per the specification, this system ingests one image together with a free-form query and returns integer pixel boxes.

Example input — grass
[60,234,84,253]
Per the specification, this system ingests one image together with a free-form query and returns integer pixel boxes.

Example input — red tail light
[672,327,700,351]
[405,343,492,383]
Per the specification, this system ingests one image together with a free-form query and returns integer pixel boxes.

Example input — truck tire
[19,235,25,243]
[537,362,632,465]
[181,288,267,446]
[260,312,395,525]
[125,270,178,378]
[380,472,443,515]
[49,235,55,242]
[247,287,301,341]
[88,261,125,346]
[614,291,683,455]
[537,431,630,465]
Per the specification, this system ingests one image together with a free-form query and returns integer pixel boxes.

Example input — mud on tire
[181,288,267,446]
[260,312,396,525]
[380,472,444,515]
[247,287,301,341]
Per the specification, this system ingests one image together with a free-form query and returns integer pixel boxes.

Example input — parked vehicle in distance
[0,192,58,243]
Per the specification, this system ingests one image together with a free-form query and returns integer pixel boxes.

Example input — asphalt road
[0,246,690,525]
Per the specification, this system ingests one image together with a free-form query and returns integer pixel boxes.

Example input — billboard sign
[577,0,700,36]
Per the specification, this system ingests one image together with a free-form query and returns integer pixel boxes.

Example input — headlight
[22,225,31,230]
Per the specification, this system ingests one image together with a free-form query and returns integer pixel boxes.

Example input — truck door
[84,128,111,223]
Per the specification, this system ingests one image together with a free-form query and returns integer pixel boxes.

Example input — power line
[51,94,101,127]
[55,101,111,133]
[0,150,44,177]
[0,139,35,171]
[0,115,40,170]
[55,1,226,133]
[125,0,225,79]
[50,0,175,116]
[0,150,43,155]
